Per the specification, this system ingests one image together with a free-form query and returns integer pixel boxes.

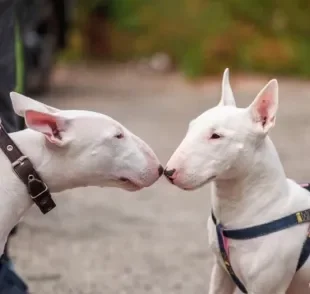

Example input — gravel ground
[9,63,310,293]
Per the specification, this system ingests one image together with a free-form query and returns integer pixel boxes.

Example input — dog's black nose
[158,165,164,177]
[164,168,176,179]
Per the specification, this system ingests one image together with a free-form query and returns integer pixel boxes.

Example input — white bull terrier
[0,92,163,255]
[164,69,310,294]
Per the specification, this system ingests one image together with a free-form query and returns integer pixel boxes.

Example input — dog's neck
[211,136,289,228]
[0,128,90,253]
[11,129,95,191]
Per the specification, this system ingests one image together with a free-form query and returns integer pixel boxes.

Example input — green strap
[14,18,24,94]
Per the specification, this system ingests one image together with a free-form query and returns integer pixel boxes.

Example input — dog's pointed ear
[24,110,72,147]
[218,68,236,107]
[247,79,278,133]
[10,92,60,117]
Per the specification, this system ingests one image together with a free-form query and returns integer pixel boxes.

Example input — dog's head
[164,69,279,190]
[10,92,163,192]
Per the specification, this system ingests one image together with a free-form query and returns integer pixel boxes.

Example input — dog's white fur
[0,92,162,255]
[165,69,310,293]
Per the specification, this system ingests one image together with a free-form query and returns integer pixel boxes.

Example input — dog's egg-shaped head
[164,69,279,191]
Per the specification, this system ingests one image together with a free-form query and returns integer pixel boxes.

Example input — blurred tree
[67,0,310,78]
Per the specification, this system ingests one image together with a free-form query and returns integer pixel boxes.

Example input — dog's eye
[210,133,221,139]
[115,133,124,139]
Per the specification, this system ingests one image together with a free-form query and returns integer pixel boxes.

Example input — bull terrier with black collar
[0,92,163,255]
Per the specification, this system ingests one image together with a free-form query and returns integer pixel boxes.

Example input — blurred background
[22,0,310,95]
[11,1,310,293]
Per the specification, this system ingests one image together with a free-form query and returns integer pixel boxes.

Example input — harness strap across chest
[212,183,310,294]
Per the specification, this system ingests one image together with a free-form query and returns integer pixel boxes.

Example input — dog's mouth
[183,175,216,191]
[119,177,142,191]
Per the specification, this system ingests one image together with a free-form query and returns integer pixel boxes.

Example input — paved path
[10,64,310,293]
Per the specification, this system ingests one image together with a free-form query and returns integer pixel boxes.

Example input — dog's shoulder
[286,178,310,210]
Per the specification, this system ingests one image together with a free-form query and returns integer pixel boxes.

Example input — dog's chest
[207,217,244,273]
[207,218,222,257]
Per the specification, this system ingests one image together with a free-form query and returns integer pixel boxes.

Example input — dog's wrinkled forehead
[61,110,118,124]
[190,106,245,131]
[59,109,111,120]
[60,110,123,133]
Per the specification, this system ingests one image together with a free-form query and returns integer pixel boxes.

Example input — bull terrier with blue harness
[165,69,310,294]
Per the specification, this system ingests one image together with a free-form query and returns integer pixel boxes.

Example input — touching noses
[158,165,164,177]
[163,168,177,183]
[139,138,164,178]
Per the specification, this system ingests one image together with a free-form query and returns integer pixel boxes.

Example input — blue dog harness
[212,183,310,294]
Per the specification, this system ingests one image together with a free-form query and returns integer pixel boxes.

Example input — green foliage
[71,0,310,78]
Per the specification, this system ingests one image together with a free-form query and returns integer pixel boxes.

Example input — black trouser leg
[0,0,25,272]
[0,0,19,133]
[0,1,29,293]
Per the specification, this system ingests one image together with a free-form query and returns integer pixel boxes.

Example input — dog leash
[0,122,56,214]
[212,183,310,294]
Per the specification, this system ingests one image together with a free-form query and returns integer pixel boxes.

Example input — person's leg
[0,0,19,132]
[0,0,28,293]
